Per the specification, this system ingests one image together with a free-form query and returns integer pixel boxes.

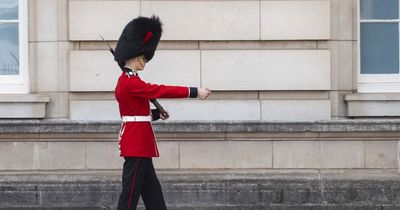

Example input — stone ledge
[345,93,400,117]
[1,119,400,133]
[0,94,49,119]
[0,94,50,102]
[1,169,400,209]
[2,169,400,182]
[345,93,400,101]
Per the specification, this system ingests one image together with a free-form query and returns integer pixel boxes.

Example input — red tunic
[115,72,191,157]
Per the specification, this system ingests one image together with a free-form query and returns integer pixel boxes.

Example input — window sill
[0,94,50,119]
[345,93,400,117]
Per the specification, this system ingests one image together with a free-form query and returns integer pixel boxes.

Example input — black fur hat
[114,15,163,66]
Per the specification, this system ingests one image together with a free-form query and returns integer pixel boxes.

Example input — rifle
[99,34,169,119]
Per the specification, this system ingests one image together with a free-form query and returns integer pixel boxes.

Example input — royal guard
[113,15,211,210]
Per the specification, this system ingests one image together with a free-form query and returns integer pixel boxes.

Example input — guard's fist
[198,88,211,100]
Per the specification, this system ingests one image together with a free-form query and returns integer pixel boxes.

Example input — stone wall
[23,0,361,120]
[1,120,399,170]
[19,0,400,119]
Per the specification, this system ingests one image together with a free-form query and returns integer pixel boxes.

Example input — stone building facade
[1,0,400,209]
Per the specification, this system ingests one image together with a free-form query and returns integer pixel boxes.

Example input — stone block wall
[24,0,361,120]
[0,0,386,183]
[23,0,400,120]
[1,120,399,171]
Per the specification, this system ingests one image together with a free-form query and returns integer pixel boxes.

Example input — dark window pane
[361,23,399,74]
[0,23,19,75]
[0,0,18,20]
[361,0,398,20]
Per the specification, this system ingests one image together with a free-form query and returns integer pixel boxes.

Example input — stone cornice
[0,119,400,133]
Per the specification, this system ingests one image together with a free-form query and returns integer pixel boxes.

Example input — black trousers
[117,157,167,210]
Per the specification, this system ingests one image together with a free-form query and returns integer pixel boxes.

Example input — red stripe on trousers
[127,159,140,210]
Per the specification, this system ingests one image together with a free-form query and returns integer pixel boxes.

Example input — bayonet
[98,34,115,55]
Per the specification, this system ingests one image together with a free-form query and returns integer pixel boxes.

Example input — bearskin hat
[114,15,163,66]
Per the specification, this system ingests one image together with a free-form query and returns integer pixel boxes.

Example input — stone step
[0,206,398,210]
[1,169,400,209]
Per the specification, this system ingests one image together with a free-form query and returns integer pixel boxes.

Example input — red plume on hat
[114,15,163,66]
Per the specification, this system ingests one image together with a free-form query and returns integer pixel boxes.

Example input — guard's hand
[198,88,211,100]
[160,112,169,120]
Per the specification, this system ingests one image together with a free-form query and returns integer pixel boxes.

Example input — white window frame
[357,0,400,93]
[0,0,29,94]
